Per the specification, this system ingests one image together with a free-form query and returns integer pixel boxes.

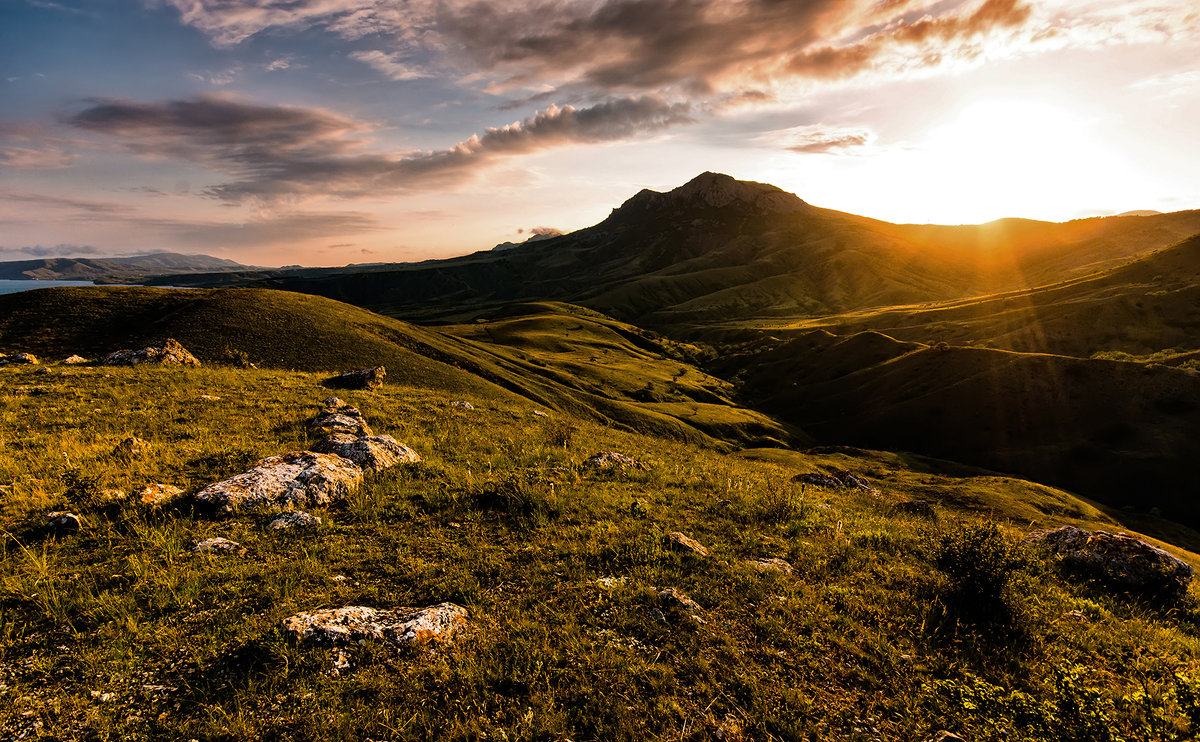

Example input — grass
[2,362,1200,740]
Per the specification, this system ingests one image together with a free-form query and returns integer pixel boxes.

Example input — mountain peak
[615,172,809,218]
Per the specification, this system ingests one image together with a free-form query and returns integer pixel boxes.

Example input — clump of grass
[470,472,561,523]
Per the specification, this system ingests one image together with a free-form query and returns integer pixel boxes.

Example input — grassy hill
[716,330,1200,530]
[736,233,1200,358]
[4,361,1200,740]
[0,287,789,449]
[0,253,248,282]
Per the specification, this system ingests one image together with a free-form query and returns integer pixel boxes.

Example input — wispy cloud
[775,124,876,154]
[64,93,694,202]
[0,243,106,258]
[349,50,430,81]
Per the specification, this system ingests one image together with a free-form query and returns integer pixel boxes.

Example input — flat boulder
[281,603,468,647]
[62,355,88,365]
[583,452,649,471]
[193,537,245,555]
[1028,525,1193,600]
[323,366,386,391]
[307,399,374,438]
[665,531,709,557]
[195,451,362,512]
[311,433,420,473]
[139,483,185,506]
[269,511,322,530]
[749,557,795,575]
[102,338,201,367]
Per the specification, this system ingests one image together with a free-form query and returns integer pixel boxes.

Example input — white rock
[195,451,362,512]
[281,604,469,647]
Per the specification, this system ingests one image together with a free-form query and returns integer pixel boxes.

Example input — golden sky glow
[1,0,1198,265]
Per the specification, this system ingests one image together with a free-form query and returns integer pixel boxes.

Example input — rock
[100,488,127,502]
[139,483,185,506]
[102,338,201,367]
[269,511,322,530]
[323,366,386,391]
[657,587,702,614]
[750,557,795,575]
[112,436,148,458]
[2,352,39,365]
[62,355,88,365]
[532,410,550,418]
[596,576,629,590]
[922,733,965,742]
[47,511,82,532]
[198,394,221,401]
[583,451,649,471]
[307,400,374,438]
[665,531,709,557]
[195,451,363,512]
[792,468,878,493]
[449,401,474,410]
[1028,525,1193,599]
[894,499,937,519]
[311,433,420,473]
[192,537,246,555]
[35,367,52,375]
[281,603,468,647]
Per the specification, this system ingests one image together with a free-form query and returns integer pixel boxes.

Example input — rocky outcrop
[1028,525,1193,599]
[665,531,709,557]
[195,451,362,512]
[0,352,39,366]
[311,433,420,473]
[792,468,877,493]
[583,452,649,471]
[102,338,201,367]
[269,511,322,530]
[307,398,374,438]
[323,366,385,391]
[281,603,468,647]
[193,537,245,555]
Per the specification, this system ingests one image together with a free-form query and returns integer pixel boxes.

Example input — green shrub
[931,521,1029,632]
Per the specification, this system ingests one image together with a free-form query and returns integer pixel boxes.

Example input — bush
[471,473,560,523]
[931,521,1029,632]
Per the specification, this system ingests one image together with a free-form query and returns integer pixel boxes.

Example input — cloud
[65,93,694,202]
[0,123,82,169]
[777,124,875,154]
[349,50,430,81]
[0,243,106,258]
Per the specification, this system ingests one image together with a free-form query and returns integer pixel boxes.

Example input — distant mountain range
[0,253,250,282]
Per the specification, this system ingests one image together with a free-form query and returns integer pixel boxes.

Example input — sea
[0,279,105,295]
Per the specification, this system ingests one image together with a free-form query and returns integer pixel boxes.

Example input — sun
[916,98,1116,223]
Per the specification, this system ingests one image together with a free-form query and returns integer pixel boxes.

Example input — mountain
[0,253,250,282]
[151,173,1200,334]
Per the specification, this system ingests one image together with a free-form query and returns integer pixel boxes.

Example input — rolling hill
[0,253,250,282]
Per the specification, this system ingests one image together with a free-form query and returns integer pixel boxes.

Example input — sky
[1,0,1198,267]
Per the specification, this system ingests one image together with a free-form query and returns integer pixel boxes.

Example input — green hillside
[3,362,1200,740]
[0,287,788,449]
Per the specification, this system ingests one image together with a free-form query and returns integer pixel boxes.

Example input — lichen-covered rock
[1,352,39,365]
[102,338,200,367]
[281,603,468,647]
[112,436,148,458]
[750,557,795,575]
[792,468,878,493]
[583,451,649,471]
[47,511,82,532]
[665,531,709,557]
[62,355,88,365]
[193,537,246,555]
[269,511,322,530]
[449,400,474,410]
[307,400,374,438]
[894,499,937,519]
[1028,525,1193,599]
[323,366,386,391]
[195,451,362,512]
[139,483,185,506]
[311,433,420,473]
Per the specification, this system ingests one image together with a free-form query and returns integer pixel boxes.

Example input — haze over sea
[0,280,101,295]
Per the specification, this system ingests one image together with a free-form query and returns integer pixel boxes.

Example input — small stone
[90,690,114,702]
[449,401,474,410]
[112,436,148,458]
[532,410,550,417]
[1061,610,1088,622]
[192,537,246,555]
[583,451,649,471]
[665,531,709,557]
[62,355,88,365]
[269,511,322,530]
[596,576,629,590]
[47,511,82,532]
[750,557,795,575]
[332,574,350,584]
[311,433,420,473]
[330,649,353,675]
[35,367,52,375]
[198,394,221,401]
[322,366,386,391]
[100,488,128,502]
[657,587,702,615]
[281,603,469,647]
[139,483,185,506]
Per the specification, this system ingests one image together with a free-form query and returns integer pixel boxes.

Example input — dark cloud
[66,94,693,202]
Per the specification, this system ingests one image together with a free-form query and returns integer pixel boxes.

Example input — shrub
[931,521,1029,632]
